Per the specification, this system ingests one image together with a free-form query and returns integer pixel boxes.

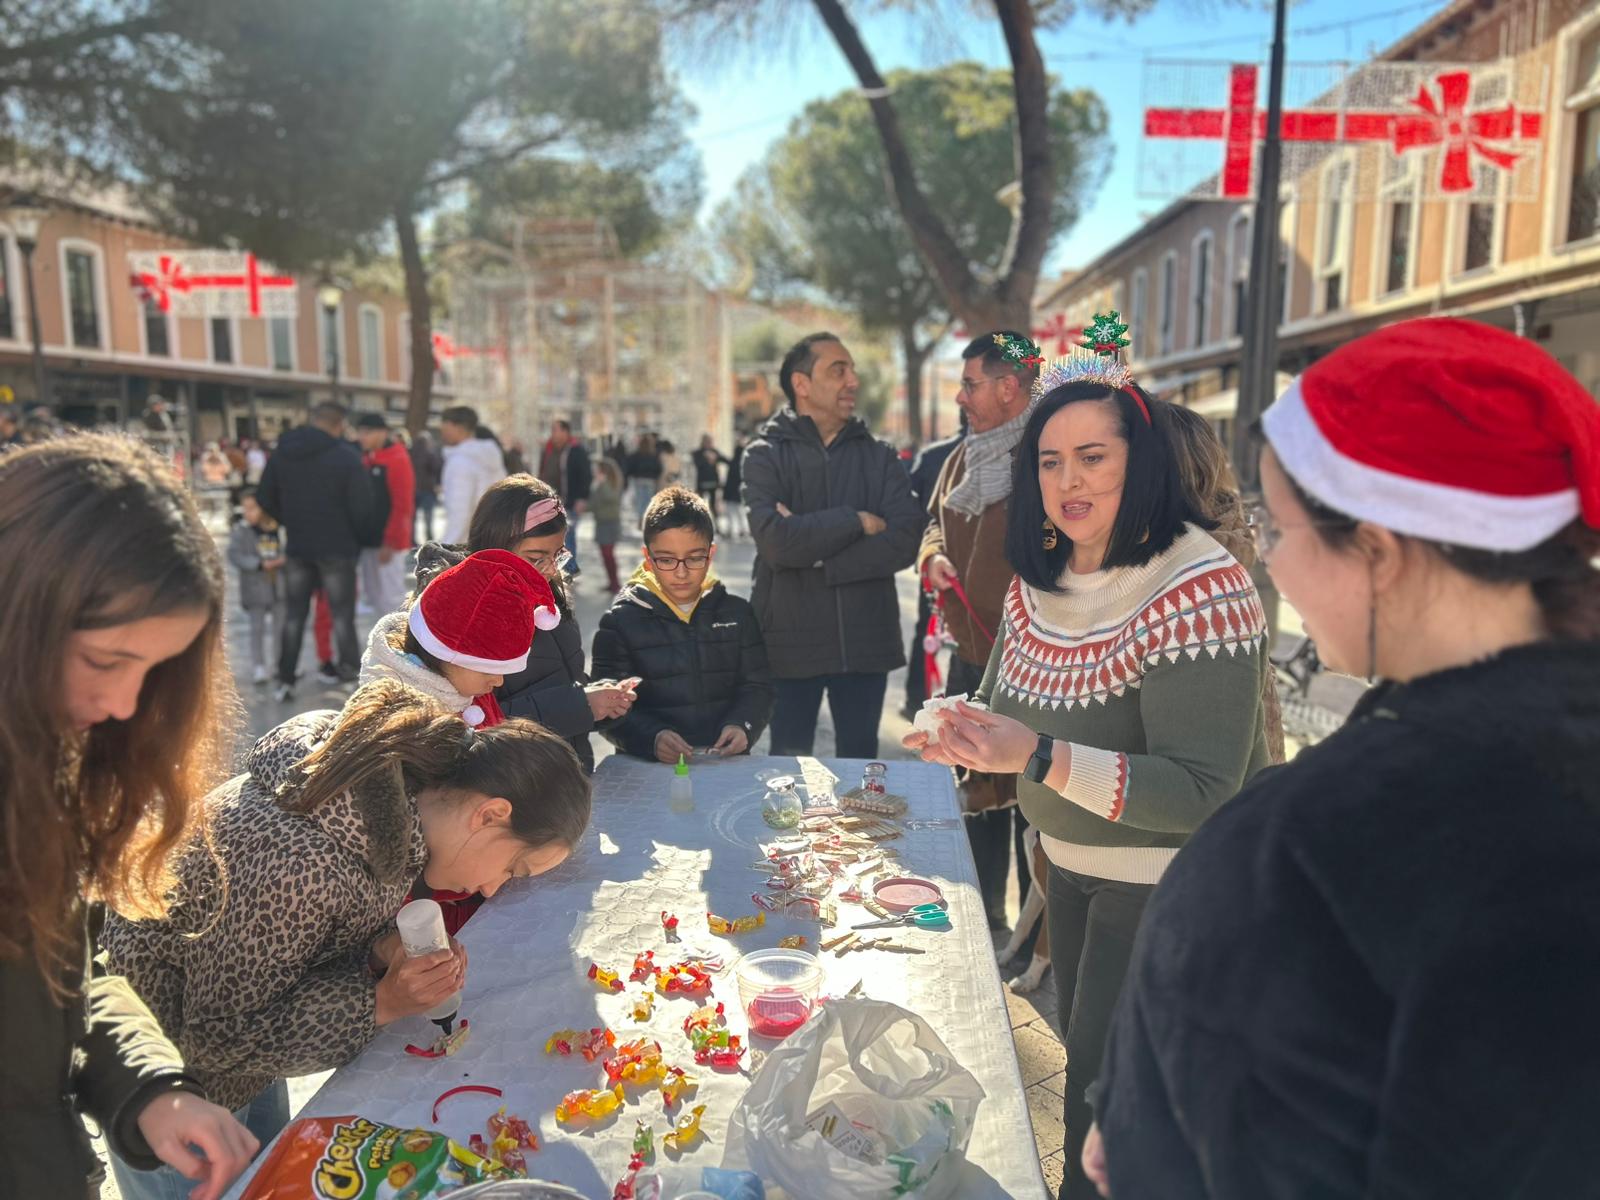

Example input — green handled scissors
[851,903,950,931]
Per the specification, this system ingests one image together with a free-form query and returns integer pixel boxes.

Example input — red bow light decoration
[1392,71,1527,193]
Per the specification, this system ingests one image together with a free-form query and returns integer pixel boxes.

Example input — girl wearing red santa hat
[1088,318,1600,1200]
[361,548,561,731]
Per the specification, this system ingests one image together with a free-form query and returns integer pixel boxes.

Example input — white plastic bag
[722,998,986,1200]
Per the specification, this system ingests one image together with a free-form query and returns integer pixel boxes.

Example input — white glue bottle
[670,754,695,814]
[394,898,461,1035]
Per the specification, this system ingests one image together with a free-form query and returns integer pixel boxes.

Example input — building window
[210,317,233,364]
[1129,270,1148,360]
[1159,252,1177,356]
[1384,201,1413,294]
[270,316,295,372]
[1462,201,1496,272]
[359,305,383,381]
[0,235,13,341]
[1228,212,1250,337]
[1191,232,1213,349]
[143,296,170,357]
[1566,27,1600,244]
[1317,158,1351,312]
[321,300,343,376]
[64,246,101,349]
[1378,152,1418,298]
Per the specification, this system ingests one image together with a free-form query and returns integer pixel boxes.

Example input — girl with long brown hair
[0,435,256,1200]
[101,679,591,1197]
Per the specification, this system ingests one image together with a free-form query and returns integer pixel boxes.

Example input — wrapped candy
[692,1032,744,1069]
[652,962,713,996]
[577,1026,617,1062]
[544,1028,583,1056]
[589,962,625,992]
[706,911,766,936]
[663,1104,707,1152]
[632,1120,655,1162]
[661,912,680,941]
[630,951,656,981]
[681,1001,725,1036]
[659,1066,698,1108]
[630,990,656,1022]
[778,935,808,949]
[555,1084,627,1124]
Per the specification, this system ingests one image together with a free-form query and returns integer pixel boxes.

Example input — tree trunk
[901,324,926,448]
[810,0,1046,334]
[395,199,434,436]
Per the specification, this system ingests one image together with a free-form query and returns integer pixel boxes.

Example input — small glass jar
[761,776,804,829]
[861,762,888,795]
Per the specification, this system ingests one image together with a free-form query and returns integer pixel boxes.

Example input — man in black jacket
[743,333,923,758]
[256,401,374,700]
[592,487,772,761]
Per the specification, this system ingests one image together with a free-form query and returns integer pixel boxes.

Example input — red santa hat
[1262,317,1599,553]
[408,549,561,676]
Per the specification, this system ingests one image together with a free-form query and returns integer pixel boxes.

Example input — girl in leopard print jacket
[99,679,591,1166]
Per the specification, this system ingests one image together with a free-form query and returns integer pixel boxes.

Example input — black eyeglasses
[650,552,711,573]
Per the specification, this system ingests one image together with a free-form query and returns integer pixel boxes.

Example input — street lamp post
[1231,0,1289,636]
[319,283,342,404]
[7,195,50,410]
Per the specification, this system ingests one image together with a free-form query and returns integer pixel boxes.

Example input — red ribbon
[431,1082,500,1123]
[1391,71,1524,194]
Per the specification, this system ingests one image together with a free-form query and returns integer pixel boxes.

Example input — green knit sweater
[976,525,1269,884]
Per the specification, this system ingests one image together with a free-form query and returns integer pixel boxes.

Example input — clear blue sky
[672,0,1454,274]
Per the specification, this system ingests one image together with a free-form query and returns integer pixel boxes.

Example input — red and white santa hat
[408,549,561,676]
[1262,317,1599,553]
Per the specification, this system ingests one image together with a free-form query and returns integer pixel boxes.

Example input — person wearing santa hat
[1086,317,1600,1200]
[360,548,561,732]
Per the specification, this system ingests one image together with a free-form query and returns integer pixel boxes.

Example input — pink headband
[524,498,564,531]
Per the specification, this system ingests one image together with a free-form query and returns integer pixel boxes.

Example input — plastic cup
[735,948,824,1039]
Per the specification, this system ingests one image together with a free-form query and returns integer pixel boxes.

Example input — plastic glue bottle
[394,898,461,1035]
[670,754,695,814]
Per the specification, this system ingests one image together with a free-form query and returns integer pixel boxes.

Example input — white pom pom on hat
[408,548,562,675]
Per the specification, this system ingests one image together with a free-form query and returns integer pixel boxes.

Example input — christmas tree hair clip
[992,332,1045,369]
[1036,310,1150,425]
[1078,311,1131,356]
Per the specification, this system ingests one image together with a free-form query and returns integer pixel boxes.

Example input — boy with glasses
[592,486,774,763]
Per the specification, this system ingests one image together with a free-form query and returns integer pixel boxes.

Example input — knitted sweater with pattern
[976,524,1270,884]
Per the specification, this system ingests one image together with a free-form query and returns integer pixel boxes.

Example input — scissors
[851,903,949,931]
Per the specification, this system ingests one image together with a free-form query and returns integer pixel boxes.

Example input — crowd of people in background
[5,315,1598,1200]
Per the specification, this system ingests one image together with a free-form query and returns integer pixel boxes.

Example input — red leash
[921,575,995,699]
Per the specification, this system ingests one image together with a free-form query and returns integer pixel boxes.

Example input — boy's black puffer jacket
[590,579,774,760]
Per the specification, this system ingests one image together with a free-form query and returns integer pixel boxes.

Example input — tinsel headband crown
[1033,310,1151,425]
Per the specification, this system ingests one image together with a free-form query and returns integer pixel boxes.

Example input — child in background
[592,486,773,763]
[227,489,288,685]
[590,459,625,593]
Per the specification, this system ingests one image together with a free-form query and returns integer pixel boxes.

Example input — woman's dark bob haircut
[1006,381,1208,592]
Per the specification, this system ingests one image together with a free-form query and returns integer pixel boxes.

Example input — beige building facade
[1040,0,1600,444]
[0,187,450,444]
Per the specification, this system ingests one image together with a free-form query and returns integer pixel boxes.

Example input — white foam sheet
[223,756,1046,1200]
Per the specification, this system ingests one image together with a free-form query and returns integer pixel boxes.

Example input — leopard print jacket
[100,709,428,1111]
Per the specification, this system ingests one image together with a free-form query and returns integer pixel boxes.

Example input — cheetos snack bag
[242,1115,511,1199]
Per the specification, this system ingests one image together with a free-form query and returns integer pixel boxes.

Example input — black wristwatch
[1023,733,1055,784]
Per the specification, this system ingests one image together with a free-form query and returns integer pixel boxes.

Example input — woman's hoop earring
[1042,519,1058,551]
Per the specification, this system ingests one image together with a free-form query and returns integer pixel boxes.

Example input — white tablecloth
[225,755,1045,1199]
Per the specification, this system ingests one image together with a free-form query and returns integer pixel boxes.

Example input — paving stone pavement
[98,511,1065,1198]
